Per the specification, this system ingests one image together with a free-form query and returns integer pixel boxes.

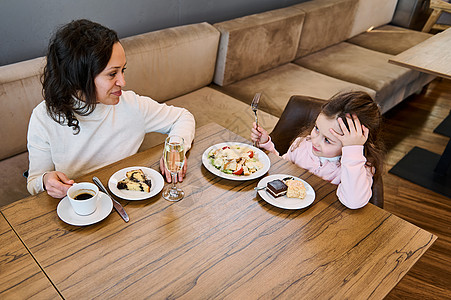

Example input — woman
[27,19,195,198]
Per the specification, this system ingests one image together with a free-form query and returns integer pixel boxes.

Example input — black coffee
[74,193,94,200]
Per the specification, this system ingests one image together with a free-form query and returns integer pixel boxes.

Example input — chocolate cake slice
[117,178,151,192]
[117,169,152,192]
[266,179,288,198]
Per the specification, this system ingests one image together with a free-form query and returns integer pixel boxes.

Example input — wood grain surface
[381,78,451,299]
[1,123,436,299]
[389,27,451,80]
[0,213,60,299]
[387,34,451,299]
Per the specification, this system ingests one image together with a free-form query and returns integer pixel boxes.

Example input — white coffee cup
[67,182,99,215]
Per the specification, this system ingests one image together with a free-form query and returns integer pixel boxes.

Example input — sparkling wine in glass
[162,135,185,201]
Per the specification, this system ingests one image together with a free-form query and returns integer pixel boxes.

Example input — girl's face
[94,42,127,105]
[310,113,343,158]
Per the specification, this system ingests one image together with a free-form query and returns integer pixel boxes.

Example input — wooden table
[389,28,451,198]
[0,212,60,299]
[389,27,451,80]
[1,123,436,299]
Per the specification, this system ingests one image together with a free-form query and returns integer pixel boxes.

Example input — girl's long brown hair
[293,91,385,179]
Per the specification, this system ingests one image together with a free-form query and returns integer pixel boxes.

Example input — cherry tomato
[222,146,230,150]
[233,167,243,175]
[247,150,254,158]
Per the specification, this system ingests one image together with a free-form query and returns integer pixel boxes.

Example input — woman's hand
[43,171,75,198]
[251,122,270,147]
[160,155,188,183]
[331,114,369,147]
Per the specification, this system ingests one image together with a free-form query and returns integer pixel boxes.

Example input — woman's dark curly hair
[42,19,119,134]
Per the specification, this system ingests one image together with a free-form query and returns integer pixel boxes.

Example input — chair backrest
[422,0,451,32]
[270,95,324,155]
[269,95,384,208]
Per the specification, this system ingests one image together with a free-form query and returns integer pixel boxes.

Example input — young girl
[251,91,384,209]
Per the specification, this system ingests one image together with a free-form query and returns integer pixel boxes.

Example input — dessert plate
[57,192,113,226]
[256,174,315,209]
[108,166,164,200]
[202,142,270,181]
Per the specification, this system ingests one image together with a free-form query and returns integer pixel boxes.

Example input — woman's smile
[112,90,122,97]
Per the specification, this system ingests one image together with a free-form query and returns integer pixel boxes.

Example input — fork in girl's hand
[251,92,261,147]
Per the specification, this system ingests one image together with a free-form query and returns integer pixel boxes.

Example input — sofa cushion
[121,22,220,102]
[213,7,306,86]
[294,42,421,112]
[349,0,398,37]
[164,87,278,139]
[403,73,436,101]
[214,63,375,118]
[0,152,30,208]
[292,0,359,58]
[347,25,433,55]
[139,88,279,153]
[0,57,45,161]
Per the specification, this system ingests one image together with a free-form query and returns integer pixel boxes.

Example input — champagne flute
[162,135,185,201]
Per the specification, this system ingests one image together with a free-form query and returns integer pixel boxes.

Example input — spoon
[254,186,266,191]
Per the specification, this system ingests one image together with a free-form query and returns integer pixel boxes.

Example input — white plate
[202,142,270,181]
[257,174,315,209]
[57,192,113,226]
[108,166,164,200]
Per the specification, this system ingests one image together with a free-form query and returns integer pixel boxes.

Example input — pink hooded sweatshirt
[260,137,373,209]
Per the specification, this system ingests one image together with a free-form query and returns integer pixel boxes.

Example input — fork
[251,92,261,147]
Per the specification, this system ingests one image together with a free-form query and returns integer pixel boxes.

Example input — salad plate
[108,166,164,200]
[202,142,270,181]
[256,174,315,209]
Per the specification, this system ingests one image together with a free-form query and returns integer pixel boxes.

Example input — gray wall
[0,0,308,66]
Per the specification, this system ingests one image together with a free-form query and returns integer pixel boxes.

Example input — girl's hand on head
[331,114,369,147]
[43,171,74,198]
[251,122,269,146]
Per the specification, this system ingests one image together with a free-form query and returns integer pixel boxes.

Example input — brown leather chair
[269,95,384,208]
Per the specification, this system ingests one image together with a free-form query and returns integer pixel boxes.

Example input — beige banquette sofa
[213,0,434,117]
[0,0,434,206]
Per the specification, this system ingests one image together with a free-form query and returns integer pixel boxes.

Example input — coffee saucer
[57,192,113,226]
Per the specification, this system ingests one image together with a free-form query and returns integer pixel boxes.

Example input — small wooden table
[389,28,451,197]
[389,27,451,80]
[1,123,436,299]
